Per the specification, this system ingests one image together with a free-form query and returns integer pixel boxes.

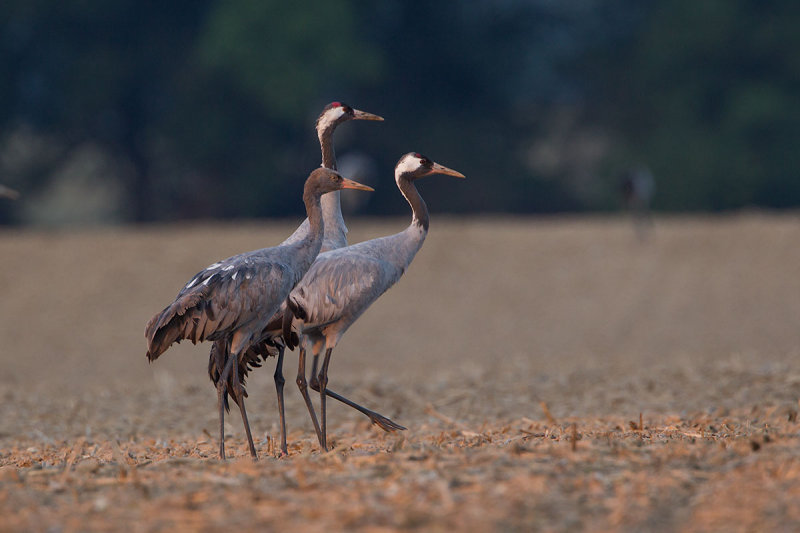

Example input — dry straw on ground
[2,213,800,531]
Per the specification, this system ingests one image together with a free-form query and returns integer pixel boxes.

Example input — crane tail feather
[145,290,214,362]
[282,298,297,350]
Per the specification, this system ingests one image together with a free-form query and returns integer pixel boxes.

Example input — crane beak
[429,162,465,179]
[352,109,384,121]
[340,178,375,192]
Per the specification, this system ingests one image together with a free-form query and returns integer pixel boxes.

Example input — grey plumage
[146,249,308,362]
[145,167,373,460]
[285,153,465,451]
[205,102,388,457]
[288,231,419,342]
[282,102,384,252]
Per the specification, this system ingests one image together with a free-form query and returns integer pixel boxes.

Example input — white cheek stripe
[331,106,346,120]
[396,155,422,176]
[318,107,347,132]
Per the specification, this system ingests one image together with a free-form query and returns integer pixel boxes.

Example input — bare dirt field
[1,213,800,531]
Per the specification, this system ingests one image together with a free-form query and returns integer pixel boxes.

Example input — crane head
[306,167,375,196]
[316,102,384,134]
[395,153,465,182]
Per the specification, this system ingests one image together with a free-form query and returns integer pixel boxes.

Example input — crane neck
[317,125,347,250]
[301,188,326,257]
[318,127,337,170]
[397,176,429,232]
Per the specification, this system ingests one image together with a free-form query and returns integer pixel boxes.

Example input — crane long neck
[301,188,326,255]
[398,176,429,232]
[319,128,337,170]
[317,126,347,250]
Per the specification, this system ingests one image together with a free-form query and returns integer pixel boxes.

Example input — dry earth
[1,213,800,531]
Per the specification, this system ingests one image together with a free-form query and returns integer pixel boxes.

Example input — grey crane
[145,167,373,460]
[283,153,465,450]
[282,101,384,252]
[207,102,400,457]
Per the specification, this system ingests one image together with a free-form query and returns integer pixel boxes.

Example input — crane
[283,153,465,451]
[145,167,373,460]
[207,102,399,456]
[282,102,383,252]
[620,166,655,241]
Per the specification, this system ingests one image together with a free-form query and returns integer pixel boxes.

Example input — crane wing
[288,252,401,331]
[145,252,296,361]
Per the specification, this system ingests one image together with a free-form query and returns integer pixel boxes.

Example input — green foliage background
[1,0,798,224]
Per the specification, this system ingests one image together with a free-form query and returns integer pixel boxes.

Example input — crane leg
[273,345,288,456]
[231,355,258,460]
[216,382,226,460]
[317,348,333,451]
[216,354,236,460]
[310,349,405,431]
[296,346,325,449]
[310,386,407,432]
[309,353,320,390]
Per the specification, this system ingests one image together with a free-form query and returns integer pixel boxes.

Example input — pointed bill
[352,109,384,121]
[340,177,375,191]
[430,162,465,178]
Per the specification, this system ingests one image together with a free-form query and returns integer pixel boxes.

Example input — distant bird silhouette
[207,102,394,456]
[284,153,465,450]
[145,167,373,460]
[620,167,655,241]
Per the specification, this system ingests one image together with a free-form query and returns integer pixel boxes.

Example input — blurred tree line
[0,0,798,225]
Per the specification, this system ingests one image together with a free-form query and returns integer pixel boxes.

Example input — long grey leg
[310,352,320,390]
[273,345,288,455]
[308,346,404,431]
[231,354,258,460]
[216,381,226,460]
[311,386,406,432]
[216,353,236,460]
[296,346,324,448]
[317,348,333,451]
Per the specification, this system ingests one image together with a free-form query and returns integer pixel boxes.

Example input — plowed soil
[2,213,800,531]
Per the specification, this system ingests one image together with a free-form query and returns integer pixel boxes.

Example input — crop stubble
[1,213,800,531]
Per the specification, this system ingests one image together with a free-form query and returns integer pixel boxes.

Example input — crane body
[207,103,401,456]
[145,168,373,459]
[285,153,465,450]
